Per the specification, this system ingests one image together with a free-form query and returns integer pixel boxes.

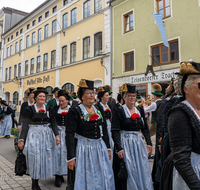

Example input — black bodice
[96,102,112,120]
[111,105,152,153]
[56,114,68,126]
[66,104,110,160]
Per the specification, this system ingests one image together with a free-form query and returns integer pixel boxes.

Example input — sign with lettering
[129,68,179,84]
[27,75,50,86]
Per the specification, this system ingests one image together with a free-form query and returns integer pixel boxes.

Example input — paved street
[0,135,155,190]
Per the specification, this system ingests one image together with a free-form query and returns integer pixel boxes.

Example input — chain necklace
[187,100,200,110]
[82,103,93,109]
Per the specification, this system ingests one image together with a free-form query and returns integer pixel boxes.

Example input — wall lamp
[12,76,21,87]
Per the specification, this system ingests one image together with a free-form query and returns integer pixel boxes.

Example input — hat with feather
[152,83,162,96]
[26,88,35,96]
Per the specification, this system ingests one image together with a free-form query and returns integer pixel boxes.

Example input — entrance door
[4,92,10,104]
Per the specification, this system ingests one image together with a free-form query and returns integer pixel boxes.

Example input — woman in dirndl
[66,79,115,190]
[112,83,153,190]
[166,61,200,190]
[0,100,15,139]
[18,87,60,190]
[53,90,70,187]
[96,86,114,163]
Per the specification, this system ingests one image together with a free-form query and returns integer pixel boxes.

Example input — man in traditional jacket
[47,87,60,107]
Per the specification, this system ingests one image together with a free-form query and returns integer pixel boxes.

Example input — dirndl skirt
[74,134,115,190]
[54,125,68,175]
[173,152,200,190]
[121,130,153,190]
[106,119,114,163]
[23,124,56,179]
[0,114,12,136]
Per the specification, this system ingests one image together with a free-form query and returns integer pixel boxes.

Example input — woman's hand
[14,117,17,121]
[147,146,152,156]
[68,159,76,170]
[56,136,60,145]
[118,150,125,159]
[17,126,21,132]
[108,150,111,160]
[18,140,24,150]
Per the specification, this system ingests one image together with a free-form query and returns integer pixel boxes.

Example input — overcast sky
[0,0,47,13]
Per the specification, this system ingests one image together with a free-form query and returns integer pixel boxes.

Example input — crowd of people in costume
[0,61,200,190]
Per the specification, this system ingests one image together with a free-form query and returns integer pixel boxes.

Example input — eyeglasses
[127,95,136,98]
[193,82,200,89]
[85,92,95,95]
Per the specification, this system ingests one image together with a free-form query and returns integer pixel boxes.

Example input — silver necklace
[187,100,200,110]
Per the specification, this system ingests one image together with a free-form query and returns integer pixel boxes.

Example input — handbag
[15,149,27,176]
[118,159,128,181]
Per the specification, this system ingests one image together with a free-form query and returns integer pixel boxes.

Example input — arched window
[13,91,19,105]
[46,86,53,101]
[62,83,74,93]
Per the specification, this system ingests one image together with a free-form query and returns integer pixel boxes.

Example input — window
[44,24,49,39]
[62,83,74,93]
[10,45,13,56]
[30,58,34,74]
[45,11,49,18]
[38,28,42,42]
[18,63,21,77]
[52,6,57,13]
[16,31,19,37]
[52,20,57,35]
[11,35,13,40]
[43,53,48,71]
[15,42,18,53]
[25,60,28,76]
[32,32,35,45]
[38,16,42,22]
[20,28,23,34]
[94,0,102,13]
[51,50,56,68]
[7,47,9,57]
[124,11,133,33]
[62,46,67,65]
[9,67,11,80]
[36,56,41,73]
[63,13,68,29]
[7,38,10,42]
[94,32,102,56]
[124,51,134,71]
[27,24,30,30]
[70,42,76,63]
[71,8,77,25]
[14,65,17,78]
[13,92,19,105]
[151,40,179,66]
[157,0,171,18]
[64,0,68,5]
[83,37,90,59]
[46,86,53,101]
[26,35,29,48]
[19,39,22,51]
[32,20,36,26]
[84,0,90,19]
[5,68,8,81]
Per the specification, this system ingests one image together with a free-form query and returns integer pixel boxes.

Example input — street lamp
[12,76,21,87]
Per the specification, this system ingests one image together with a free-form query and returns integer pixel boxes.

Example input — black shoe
[66,184,74,190]
[3,136,6,138]
[60,175,64,183]
[5,135,10,139]
[148,154,155,159]
[32,179,39,190]
[55,175,62,187]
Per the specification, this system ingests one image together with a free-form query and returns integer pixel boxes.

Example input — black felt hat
[0,100,8,106]
[176,61,200,76]
[121,83,136,94]
[33,87,48,95]
[97,86,109,101]
[58,90,71,100]
[78,79,96,89]
[26,88,35,96]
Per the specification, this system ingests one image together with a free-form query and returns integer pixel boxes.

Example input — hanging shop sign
[129,68,179,85]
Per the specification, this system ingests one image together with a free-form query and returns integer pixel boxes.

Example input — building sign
[130,68,179,85]
[27,75,50,86]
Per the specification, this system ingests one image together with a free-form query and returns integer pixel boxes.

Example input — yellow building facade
[1,0,111,111]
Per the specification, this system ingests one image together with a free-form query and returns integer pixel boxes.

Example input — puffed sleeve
[49,106,59,137]
[111,105,123,153]
[66,107,78,161]
[168,109,200,189]
[19,107,32,141]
